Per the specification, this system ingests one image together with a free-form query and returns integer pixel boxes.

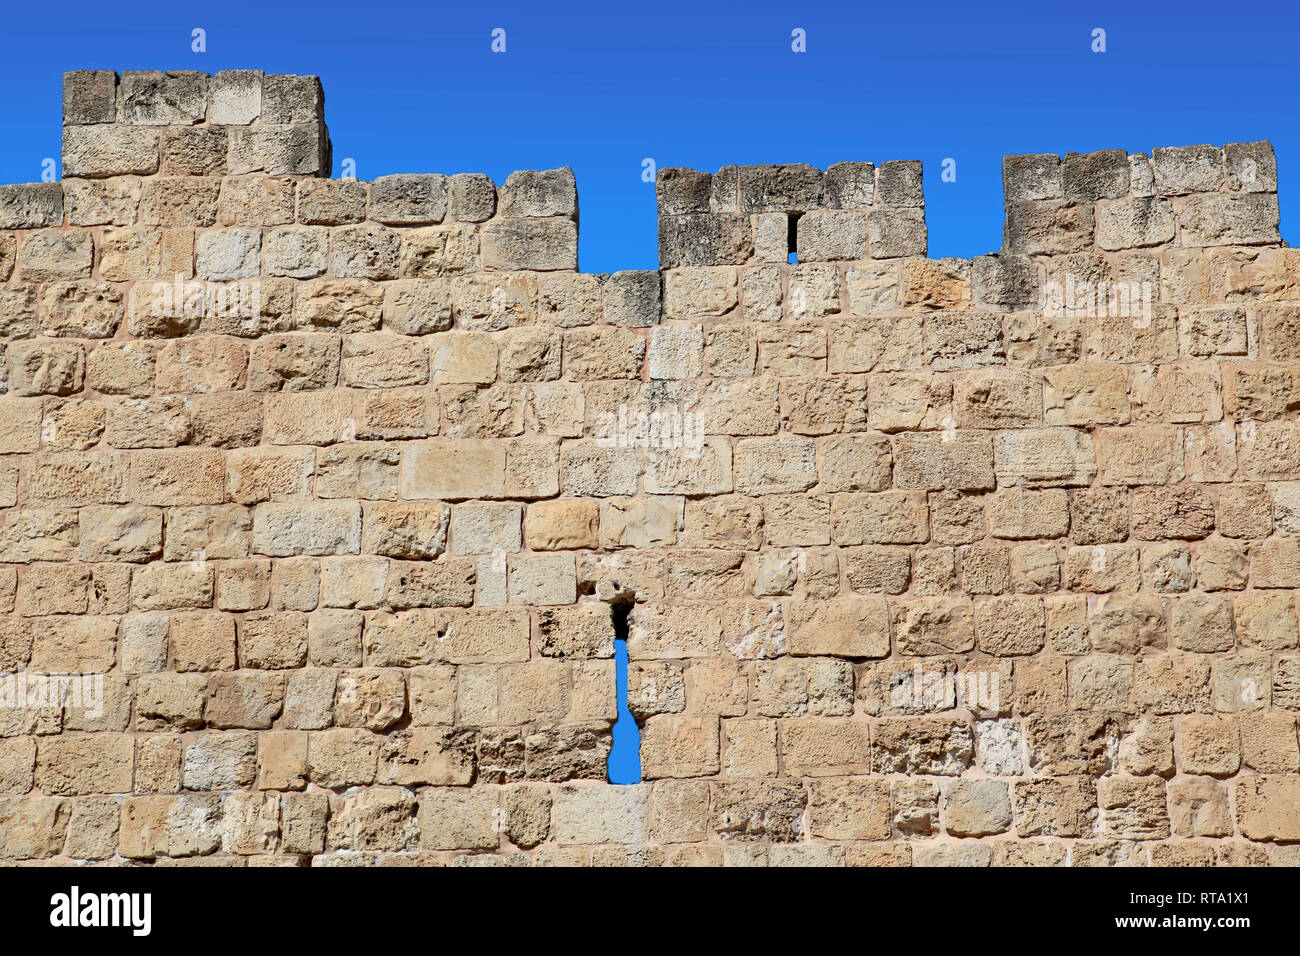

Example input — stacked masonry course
[0,68,1295,867]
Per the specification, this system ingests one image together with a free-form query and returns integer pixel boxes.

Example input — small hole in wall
[607,596,641,784]
[787,213,800,264]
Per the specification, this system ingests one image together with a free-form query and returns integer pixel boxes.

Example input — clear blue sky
[1,0,1297,273]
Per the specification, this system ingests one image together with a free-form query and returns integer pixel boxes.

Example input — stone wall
[0,68,1297,865]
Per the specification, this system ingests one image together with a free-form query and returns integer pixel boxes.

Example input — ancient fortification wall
[0,68,1297,865]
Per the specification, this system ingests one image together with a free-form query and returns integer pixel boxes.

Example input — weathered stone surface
[0,74,1288,866]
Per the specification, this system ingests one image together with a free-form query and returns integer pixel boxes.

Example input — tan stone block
[1218,483,1272,538]
[781,717,871,776]
[987,487,1069,539]
[257,731,308,791]
[1120,716,1174,776]
[1043,365,1130,425]
[36,734,133,795]
[1095,426,1185,485]
[30,615,116,672]
[1099,776,1169,839]
[641,715,719,779]
[892,598,973,656]
[1133,654,1212,715]
[1024,713,1124,775]
[626,603,722,660]
[552,784,647,846]
[131,448,226,505]
[419,787,500,851]
[831,491,928,545]
[945,779,1012,837]
[1234,592,1299,650]
[204,671,284,730]
[1167,777,1232,837]
[366,607,530,666]
[819,433,891,492]
[843,546,910,594]
[1235,774,1300,842]
[1131,362,1223,424]
[1089,592,1166,654]
[684,658,748,716]
[789,597,889,658]
[1251,537,1300,588]
[866,372,950,432]
[762,494,830,547]
[953,369,1041,427]
[809,778,891,840]
[1239,712,1299,772]
[524,498,598,550]
[961,542,1011,595]
[1013,777,1097,837]
[994,427,1096,487]
[1178,714,1240,775]
[308,728,379,788]
[383,727,475,786]
[722,718,778,777]
[975,595,1045,656]
[894,432,995,491]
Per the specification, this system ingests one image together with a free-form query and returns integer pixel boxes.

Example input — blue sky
[1,0,1297,273]
[1,0,1295,783]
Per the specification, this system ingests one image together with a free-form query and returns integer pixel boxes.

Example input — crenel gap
[607,597,642,784]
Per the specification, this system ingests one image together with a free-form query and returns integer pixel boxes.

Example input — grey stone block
[160,126,228,176]
[1153,144,1224,196]
[499,168,577,219]
[450,173,496,222]
[797,209,868,261]
[482,218,577,271]
[1002,153,1061,202]
[297,179,367,225]
[118,70,207,126]
[656,168,711,216]
[209,70,263,125]
[261,75,324,125]
[876,160,924,207]
[604,271,661,327]
[0,184,64,229]
[752,213,788,262]
[1061,149,1129,201]
[1003,200,1094,256]
[1178,193,1280,247]
[739,164,823,214]
[825,161,875,209]
[1129,153,1155,198]
[710,165,739,213]
[972,255,1042,311]
[370,174,448,225]
[869,207,926,259]
[1225,141,1277,193]
[1095,197,1176,251]
[62,125,160,178]
[63,70,117,125]
[658,214,752,268]
[63,179,139,226]
[227,124,328,176]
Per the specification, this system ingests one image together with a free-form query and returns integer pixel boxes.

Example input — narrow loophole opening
[607,597,641,784]
[787,213,800,263]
